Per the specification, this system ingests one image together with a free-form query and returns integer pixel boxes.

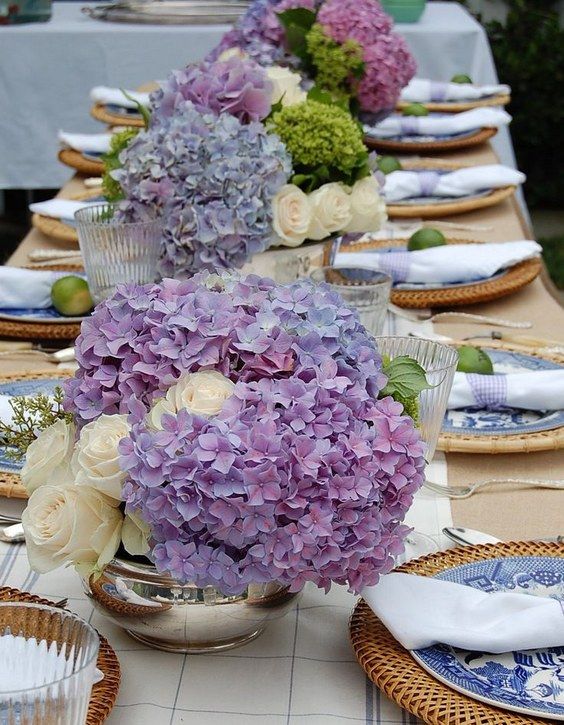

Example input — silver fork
[388,304,532,329]
[424,477,564,500]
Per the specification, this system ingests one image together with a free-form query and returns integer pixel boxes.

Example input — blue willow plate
[105,104,143,119]
[411,555,564,720]
[0,307,88,324]
[442,348,564,437]
[0,377,68,474]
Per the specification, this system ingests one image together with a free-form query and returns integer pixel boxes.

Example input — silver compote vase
[83,557,300,653]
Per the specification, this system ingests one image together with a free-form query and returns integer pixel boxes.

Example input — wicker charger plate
[396,93,511,114]
[350,540,562,725]
[341,237,541,308]
[364,126,497,154]
[0,371,74,500]
[438,341,564,454]
[58,149,104,176]
[91,103,145,128]
[31,188,101,245]
[0,586,120,725]
[0,312,82,341]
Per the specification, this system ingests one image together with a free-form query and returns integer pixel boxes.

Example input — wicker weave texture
[0,318,81,341]
[387,186,516,219]
[364,126,497,154]
[58,149,104,176]
[31,188,100,245]
[350,541,562,725]
[396,93,511,113]
[91,103,145,128]
[341,237,541,309]
[0,587,120,725]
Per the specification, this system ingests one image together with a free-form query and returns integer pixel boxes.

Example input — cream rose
[307,182,353,240]
[266,66,307,107]
[22,484,122,574]
[343,175,387,234]
[72,414,130,500]
[122,512,151,556]
[272,184,313,248]
[218,47,248,62]
[21,419,75,495]
[148,371,236,429]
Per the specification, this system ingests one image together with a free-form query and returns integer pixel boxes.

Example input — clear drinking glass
[75,204,163,304]
[310,266,392,336]
[0,603,99,725]
[375,336,459,462]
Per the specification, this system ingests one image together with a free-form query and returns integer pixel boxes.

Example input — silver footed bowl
[83,557,300,653]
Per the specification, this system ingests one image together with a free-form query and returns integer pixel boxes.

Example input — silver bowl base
[125,626,265,653]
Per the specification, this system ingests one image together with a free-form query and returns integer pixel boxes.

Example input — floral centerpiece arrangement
[209,0,417,117]
[17,273,426,598]
[107,55,386,278]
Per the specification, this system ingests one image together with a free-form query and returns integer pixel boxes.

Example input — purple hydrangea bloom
[150,58,274,126]
[66,274,426,595]
[113,101,291,276]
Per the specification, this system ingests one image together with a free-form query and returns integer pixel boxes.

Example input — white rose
[266,66,307,107]
[307,182,353,240]
[22,484,122,574]
[122,512,151,556]
[148,371,236,429]
[21,419,75,495]
[218,47,248,62]
[343,175,387,234]
[272,184,313,248]
[72,414,130,501]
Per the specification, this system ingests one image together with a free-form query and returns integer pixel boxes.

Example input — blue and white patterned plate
[443,348,564,436]
[0,377,68,474]
[105,104,143,119]
[411,555,564,720]
[0,307,88,324]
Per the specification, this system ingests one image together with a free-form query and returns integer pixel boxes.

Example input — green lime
[51,276,94,316]
[407,228,447,251]
[456,345,494,375]
[402,102,429,117]
[451,74,473,84]
[377,155,402,174]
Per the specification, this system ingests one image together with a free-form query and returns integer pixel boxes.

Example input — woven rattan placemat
[0,317,82,342]
[58,149,104,176]
[0,371,74,500]
[364,126,497,154]
[91,103,145,128]
[396,93,511,114]
[0,586,120,725]
[31,188,101,244]
[341,237,541,308]
[350,540,562,725]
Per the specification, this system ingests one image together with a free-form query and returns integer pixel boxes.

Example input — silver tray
[83,1,249,25]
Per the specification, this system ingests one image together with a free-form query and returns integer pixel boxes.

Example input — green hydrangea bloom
[102,128,139,203]
[306,24,364,104]
[268,99,369,189]
[394,394,420,425]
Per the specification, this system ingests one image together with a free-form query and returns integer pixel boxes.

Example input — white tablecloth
[0,2,516,189]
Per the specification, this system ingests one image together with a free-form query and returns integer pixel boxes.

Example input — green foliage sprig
[0,387,73,461]
[379,355,433,424]
[101,128,140,203]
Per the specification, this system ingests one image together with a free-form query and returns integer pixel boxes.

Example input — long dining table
[1,138,563,724]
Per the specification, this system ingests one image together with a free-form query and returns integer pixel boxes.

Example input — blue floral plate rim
[0,307,88,324]
[411,555,564,720]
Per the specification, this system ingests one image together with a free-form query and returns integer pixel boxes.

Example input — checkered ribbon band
[375,251,411,284]
[417,170,441,196]
[429,81,449,102]
[467,373,508,408]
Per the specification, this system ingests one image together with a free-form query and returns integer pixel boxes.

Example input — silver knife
[0,522,25,544]
[443,527,502,546]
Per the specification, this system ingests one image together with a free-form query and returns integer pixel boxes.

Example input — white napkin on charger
[363,573,564,653]
[90,85,151,109]
[366,108,512,138]
[383,164,525,203]
[335,241,542,286]
[29,199,99,222]
[0,268,65,310]
[400,78,510,103]
[58,131,112,154]
[448,370,564,411]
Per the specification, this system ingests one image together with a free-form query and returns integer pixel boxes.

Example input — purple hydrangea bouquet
[21,273,426,614]
[108,55,387,279]
[209,0,417,116]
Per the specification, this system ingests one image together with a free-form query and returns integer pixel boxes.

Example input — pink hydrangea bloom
[317,0,393,46]
[359,34,417,112]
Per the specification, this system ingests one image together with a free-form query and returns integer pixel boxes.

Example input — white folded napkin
[29,199,99,222]
[366,108,512,138]
[448,370,564,411]
[363,573,564,652]
[0,268,64,310]
[400,78,510,103]
[335,240,541,286]
[90,85,151,109]
[383,164,525,203]
[58,131,112,154]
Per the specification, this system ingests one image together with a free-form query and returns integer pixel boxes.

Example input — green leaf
[121,89,151,129]
[277,7,316,32]
[285,24,311,62]
[307,86,335,105]
[380,355,433,400]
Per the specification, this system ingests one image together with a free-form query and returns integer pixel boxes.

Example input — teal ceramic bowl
[381,0,426,22]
